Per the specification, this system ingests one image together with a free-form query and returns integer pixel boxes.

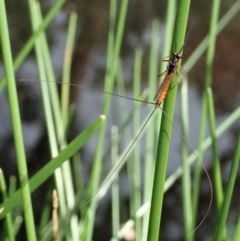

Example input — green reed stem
[147,0,191,240]
[0,0,37,239]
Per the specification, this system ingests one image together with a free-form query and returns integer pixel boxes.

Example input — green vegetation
[0,0,239,240]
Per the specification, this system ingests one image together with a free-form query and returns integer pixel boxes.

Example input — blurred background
[0,0,239,240]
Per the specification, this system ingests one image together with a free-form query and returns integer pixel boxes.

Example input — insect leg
[158,70,167,77]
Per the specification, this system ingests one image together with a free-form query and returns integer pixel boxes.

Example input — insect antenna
[20,79,155,106]
[178,22,195,54]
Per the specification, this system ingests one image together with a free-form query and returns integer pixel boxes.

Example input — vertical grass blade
[0,169,15,241]
[192,0,221,232]
[207,88,224,205]
[142,19,160,241]
[147,0,191,240]
[0,0,37,239]
[61,11,78,129]
[231,217,240,241]
[180,76,193,240]
[111,126,120,239]
[207,87,227,239]
[212,131,240,241]
[133,49,142,240]
[159,0,175,72]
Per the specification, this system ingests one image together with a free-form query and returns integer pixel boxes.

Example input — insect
[20,27,212,237]
[155,51,182,105]
[83,28,212,236]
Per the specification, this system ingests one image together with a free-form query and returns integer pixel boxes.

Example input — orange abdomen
[155,74,173,106]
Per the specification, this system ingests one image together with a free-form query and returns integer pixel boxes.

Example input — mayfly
[20,28,212,237]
